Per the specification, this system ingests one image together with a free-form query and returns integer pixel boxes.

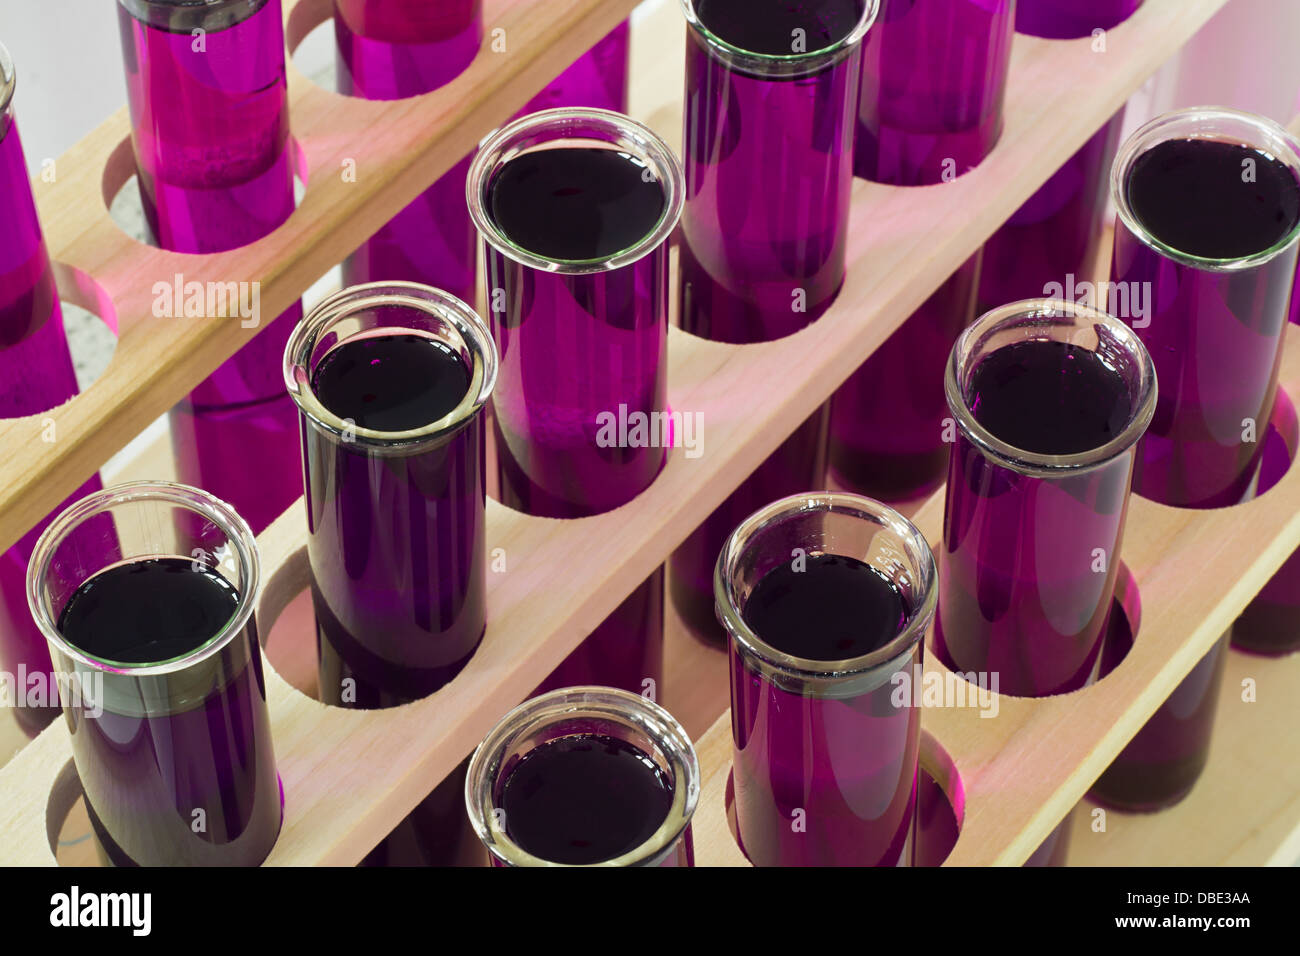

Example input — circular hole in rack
[286,0,338,94]
[101,135,311,252]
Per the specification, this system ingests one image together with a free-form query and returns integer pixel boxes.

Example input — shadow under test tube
[468,109,683,694]
[934,300,1157,697]
[718,493,937,867]
[27,482,282,867]
[0,41,103,737]
[466,687,700,867]
[285,283,496,709]
[671,0,873,642]
[829,0,1014,502]
[333,0,481,304]
[117,0,303,534]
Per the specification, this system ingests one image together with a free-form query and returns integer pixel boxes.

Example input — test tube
[117,0,302,533]
[284,283,496,709]
[27,482,281,866]
[717,493,937,866]
[467,108,683,694]
[934,300,1157,697]
[466,687,699,867]
[519,20,631,115]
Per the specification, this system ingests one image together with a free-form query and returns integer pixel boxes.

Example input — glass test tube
[671,0,874,642]
[466,687,699,867]
[27,482,281,866]
[934,300,1157,697]
[334,0,482,304]
[284,283,496,709]
[1234,421,1300,655]
[0,40,102,736]
[468,108,683,694]
[117,0,303,534]
[718,493,938,867]
[1109,107,1300,508]
[830,0,1014,502]
[977,0,1144,314]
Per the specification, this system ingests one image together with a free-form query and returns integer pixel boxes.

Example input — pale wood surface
[0,0,1252,865]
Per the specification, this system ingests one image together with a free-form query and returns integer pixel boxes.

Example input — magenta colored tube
[0,43,102,736]
[520,20,630,115]
[117,0,302,535]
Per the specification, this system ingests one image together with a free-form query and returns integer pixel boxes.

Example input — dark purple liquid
[58,558,237,664]
[1128,139,1300,261]
[743,553,908,660]
[118,0,302,534]
[935,339,1137,696]
[57,558,280,866]
[489,147,666,262]
[829,256,980,501]
[305,328,485,708]
[500,734,674,865]
[855,0,1015,185]
[1234,423,1300,654]
[312,334,469,431]
[731,550,919,866]
[334,0,481,304]
[968,340,1133,455]
[1112,136,1300,507]
[694,0,863,55]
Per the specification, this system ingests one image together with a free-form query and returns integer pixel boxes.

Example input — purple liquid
[0,106,101,735]
[978,113,1125,314]
[731,552,919,866]
[485,145,668,692]
[118,0,302,534]
[1112,137,1300,508]
[519,20,630,115]
[935,340,1137,696]
[334,0,481,304]
[855,0,1015,186]
[829,256,980,501]
[1016,0,1143,39]
[306,329,485,708]
[1091,608,1228,812]
[499,734,674,865]
[679,0,863,342]
[57,558,280,866]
